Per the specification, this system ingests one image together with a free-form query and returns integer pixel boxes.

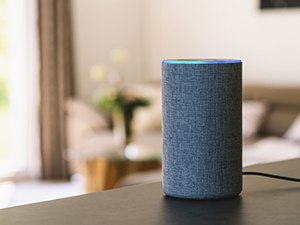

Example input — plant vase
[112,108,134,148]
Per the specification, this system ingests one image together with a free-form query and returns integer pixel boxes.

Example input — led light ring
[162,59,242,64]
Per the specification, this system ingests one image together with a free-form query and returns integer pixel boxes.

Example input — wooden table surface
[1,158,300,225]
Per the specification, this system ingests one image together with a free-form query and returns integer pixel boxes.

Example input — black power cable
[243,172,300,183]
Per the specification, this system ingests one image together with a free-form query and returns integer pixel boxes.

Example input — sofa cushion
[243,101,268,139]
[283,114,300,142]
[243,86,300,136]
[262,106,300,136]
[132,84,162,132]
[243,136,300,167]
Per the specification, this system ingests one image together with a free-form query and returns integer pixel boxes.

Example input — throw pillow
[283,114,300,142]
[132,84,162,132]
[243,101,268,139]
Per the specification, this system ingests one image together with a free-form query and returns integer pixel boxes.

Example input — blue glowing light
[162,59,242,64]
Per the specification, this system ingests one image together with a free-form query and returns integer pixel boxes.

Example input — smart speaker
[162,59,242,199]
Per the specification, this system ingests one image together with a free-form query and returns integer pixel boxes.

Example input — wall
[72,0,300,101]
[71,0,141,102]
[141,0,300,86]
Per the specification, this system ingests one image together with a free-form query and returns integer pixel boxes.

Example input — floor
[0,177,84,209]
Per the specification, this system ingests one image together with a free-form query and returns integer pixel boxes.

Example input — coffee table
[1,158,300,224]
[65,147,162,193]
[80,156,161,193]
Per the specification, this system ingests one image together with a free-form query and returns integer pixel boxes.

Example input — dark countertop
[1,158,300,225]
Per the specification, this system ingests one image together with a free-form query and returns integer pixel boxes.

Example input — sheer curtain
[37,0,74,179]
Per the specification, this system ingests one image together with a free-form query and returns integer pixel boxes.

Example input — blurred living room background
[1,0,300,208]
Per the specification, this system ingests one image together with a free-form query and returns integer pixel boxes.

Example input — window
[0,0,35,178]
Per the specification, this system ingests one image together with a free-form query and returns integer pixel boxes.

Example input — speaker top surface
[162,59,242,64]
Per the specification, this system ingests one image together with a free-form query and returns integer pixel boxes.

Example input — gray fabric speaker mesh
[162,62,242,199]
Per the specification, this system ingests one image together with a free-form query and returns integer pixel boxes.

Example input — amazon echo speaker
[162,59,242,199]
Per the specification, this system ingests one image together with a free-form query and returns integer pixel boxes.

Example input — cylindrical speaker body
[162,59,242,199]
